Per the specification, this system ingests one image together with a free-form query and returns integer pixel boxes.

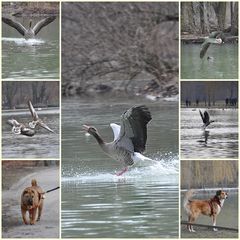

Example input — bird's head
[216,38,222,44]
[82,125,98,135]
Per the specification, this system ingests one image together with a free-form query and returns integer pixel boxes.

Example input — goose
[2,16,56,39]
[83,105,152,176]
[199,110,214,128]
[200,31,224,59]
[7,119,35,137]
[28,100,54,133]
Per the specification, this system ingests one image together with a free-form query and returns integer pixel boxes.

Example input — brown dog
[183,189,228,232]
[21,179,45,225]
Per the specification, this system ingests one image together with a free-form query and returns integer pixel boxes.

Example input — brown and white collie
[183,189,228,232]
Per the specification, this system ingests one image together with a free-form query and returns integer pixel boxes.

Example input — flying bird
[199,110,214,128]
[83,105,153,176]
[28,100,54,133]
[7,119,36,137]
[2,16,56,39]
[200,31,224,59]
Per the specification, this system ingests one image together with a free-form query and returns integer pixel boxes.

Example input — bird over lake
[200,31,225,59]
[83,105,153,176]
[199,110,215,129]
[2,16,56,39]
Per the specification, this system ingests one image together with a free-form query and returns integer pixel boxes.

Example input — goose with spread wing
[2,16,56,39]
[200,31,225,59]
[28,100,54,133]
[199,110,214,128]
[83,105,152,176]
[7,119,36,137]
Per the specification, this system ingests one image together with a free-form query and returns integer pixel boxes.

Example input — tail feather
[183,189,195,212]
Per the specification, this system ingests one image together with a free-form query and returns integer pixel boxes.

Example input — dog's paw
[213,228,218,232]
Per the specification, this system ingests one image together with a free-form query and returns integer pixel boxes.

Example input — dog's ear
[216,190,222,196]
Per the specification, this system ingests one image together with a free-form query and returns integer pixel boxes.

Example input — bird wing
[116,105,152,153]
[204,111,210,123]
[38,121,55,133]
[200,40,211,59]
[110,123,121,141]
[2,17,27,36]
[199,110,205,123]
[32,16,56,35]
[28,100,39,120]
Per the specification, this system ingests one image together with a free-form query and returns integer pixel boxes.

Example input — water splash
[62,152,178,184]
[2,37,44,45]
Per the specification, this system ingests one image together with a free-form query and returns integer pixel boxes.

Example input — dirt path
[2,167,59,238]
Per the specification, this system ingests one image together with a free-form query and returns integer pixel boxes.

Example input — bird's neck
[91,132,104,145]
[29,21,32,28]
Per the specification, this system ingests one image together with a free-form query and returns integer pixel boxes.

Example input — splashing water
[62,152,178,184]
[2,37,45,45]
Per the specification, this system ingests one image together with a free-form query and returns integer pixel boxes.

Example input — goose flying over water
[200,31,224,59]
[199,110,214,128]
[7,119,36,137]
[83,105,152,176]
[2,16,56,39]
[28,100,54,133]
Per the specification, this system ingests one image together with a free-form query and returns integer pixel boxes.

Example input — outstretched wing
[199,110,204,123]
[204,111,210,123]
[200,40,211,59]
[116,105,152,153]
[38,121,55,133]
[2,17,27,36]
[28,100,39,121]
[32,16,56,35]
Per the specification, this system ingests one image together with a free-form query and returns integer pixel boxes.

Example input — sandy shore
[2,167,59,238]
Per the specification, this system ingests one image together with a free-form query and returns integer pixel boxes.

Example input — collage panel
[2,81,60,159]
[181,1,238,79]
[181,160,238,238]
[180,81,238,159]
[61,2,179,238]
[2,2,59,80]
[2,160,60,238]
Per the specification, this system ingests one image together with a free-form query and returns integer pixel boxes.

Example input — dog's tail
[31,179,38,186]
[183,189,195,212]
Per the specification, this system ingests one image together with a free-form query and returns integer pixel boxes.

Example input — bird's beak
[82,125,90,131]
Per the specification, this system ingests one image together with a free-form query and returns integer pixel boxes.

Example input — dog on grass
[21,179,45,225]
[183,189,228,232]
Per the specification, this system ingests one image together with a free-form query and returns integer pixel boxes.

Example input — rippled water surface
[2,109,60,159]
[62,97,179,238]
[181,108,238,159]
[2,17,59,79]
[181,43,238,79]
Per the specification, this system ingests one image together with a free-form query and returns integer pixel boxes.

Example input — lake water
[181,108,238,159]
[181,43,238,79]
[2,16,59,79]
[181,190,238,238]
[61,97,179,238]
[2,109,59,159]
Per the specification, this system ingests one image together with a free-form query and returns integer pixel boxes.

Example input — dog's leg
[21,208,28,225]
[37,202,43,221]
[30,208,37,225]
[189,216,196,232]
[212,215,218,231]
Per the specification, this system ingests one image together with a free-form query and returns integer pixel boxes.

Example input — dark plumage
[199,110,214,128]
[200,31,224,59]
[83,105,152,175]
[2,16,56,39]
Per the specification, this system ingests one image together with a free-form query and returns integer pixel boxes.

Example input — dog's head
[216,190,228,200]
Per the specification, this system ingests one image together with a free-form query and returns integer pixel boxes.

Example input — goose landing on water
[83,105,153,176]
[199,110,214,129]
[2,16,56,39]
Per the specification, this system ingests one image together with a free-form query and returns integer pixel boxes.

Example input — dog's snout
[27,198,33,205]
